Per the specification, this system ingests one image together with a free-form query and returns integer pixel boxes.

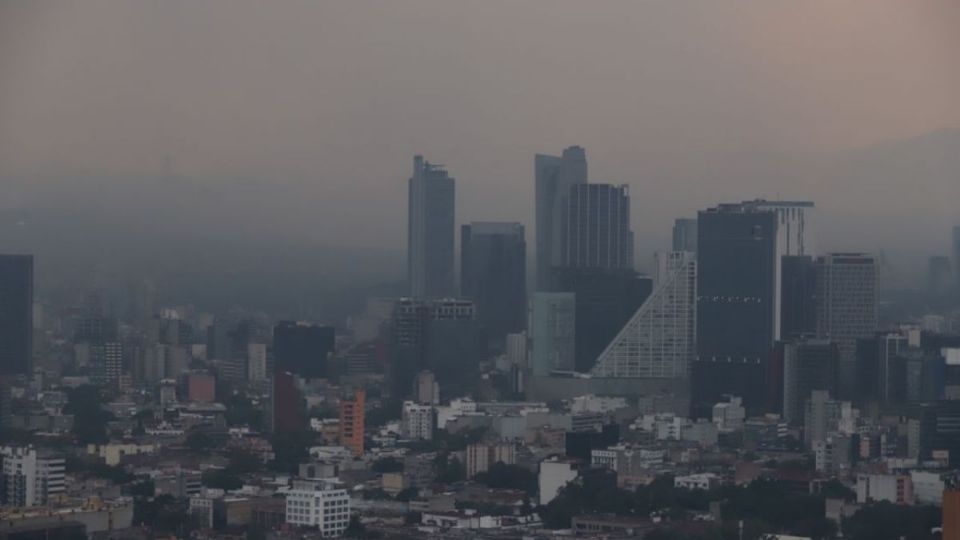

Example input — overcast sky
[2,1,959,280]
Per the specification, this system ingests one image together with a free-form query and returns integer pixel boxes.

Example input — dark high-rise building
[781,339,838,425]
[0,255,33,376]
[535,146,588,291]
[460,222,527,343]
[917,400,960,467]
[389,299,482,398]
[551,268,652,372]
[954,225,960,292]
[694,203,777,414]
[273,321,335,379]
[815,253,878,399]
[271,371,305,435]
[781,255,817,339]
[562,183,633,271]
[928,255,953,296]
[408,155,455,298]
[672,218,698,253]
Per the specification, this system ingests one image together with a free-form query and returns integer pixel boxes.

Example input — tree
[185,430,215,452]
[202,468,244,491]
[226,448,263,475]
[435,455,465,484]
[843,502,940,540]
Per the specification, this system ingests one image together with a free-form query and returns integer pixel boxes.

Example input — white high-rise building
[285,479,351,536]
[401,401,434,440]
[1,446,65,507]
[590,251,696,378]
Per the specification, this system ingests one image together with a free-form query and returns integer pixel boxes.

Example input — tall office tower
[928,256,953,296]
[781,256,817,339]
[781,339,839,426]
[338,389,365,456]
[552,268,652,372]
[270,371,305,435]
[591,251,696,379]
[0,446,65,507]
[0,255,33,377]
[389,299,481,397]
[562,183,633,270]
[408,155,455,298]
[815,253,878,399]
[672,218,698,253]
[694,203,778,414]
[273,321,335,379]
[90,341,124,387]
[460,222,527,342]
[535,146,588,290]
[954,225,960,291]
[528,292,576,376]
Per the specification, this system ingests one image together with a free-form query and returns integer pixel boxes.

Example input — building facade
[284,479,351,536]
[528,293,576,376]
[460,222,527,342]
[0,255,33,376]
[535,146,587,291]
[408,155,456,298]
[561,183,633,271]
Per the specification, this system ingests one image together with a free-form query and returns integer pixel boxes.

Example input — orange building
[339,389,365,456]
[944,489,960,540]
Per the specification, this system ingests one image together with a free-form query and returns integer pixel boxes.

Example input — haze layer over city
[2,3,960,540]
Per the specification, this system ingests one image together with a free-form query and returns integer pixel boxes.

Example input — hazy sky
[2,1,959,279]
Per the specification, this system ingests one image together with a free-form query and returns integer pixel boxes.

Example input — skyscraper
[590,252,696,380]
[672,218,698,253]
[535,146,587,290]
[408,155,455,298]
[339,389,365,456]
[528,292,575,376]
[781,255,817,339]
[460,222,527,342]
[562,183,633,270]
[694,203,778,414]
[781,339,839,425]
[0,255,33,377]
[954,225,960,291]
[815,253,878,399]
[551,267,652,372]
[273,321,335,379]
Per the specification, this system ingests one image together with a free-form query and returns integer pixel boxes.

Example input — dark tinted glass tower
[0,255,33,376]
[781,339,838,425]
[781,255,817,339]
[562,184,633,271]
[534,146,587,291]
[408,155,455,298]
[551,268,652,372]
[273,321,335,379]
[694,204,777,415]
[460,222,526,343]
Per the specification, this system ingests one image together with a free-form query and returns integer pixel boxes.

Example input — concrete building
[803,390,856,449]
[338,390,365,456]
[247,343,267,381]
[528,293,575,376]
[538,457,581,506]
[856,474,913,505]
[713,396,746,433]
[0,447,64,508]
[674,473,720,491]
[815,253,878,398]
[408,155,456,298]
[535,146,588,291]
[465,443,516,478]
[401,401,434,441]
[413,370,439,405]
[284,479,350,535]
